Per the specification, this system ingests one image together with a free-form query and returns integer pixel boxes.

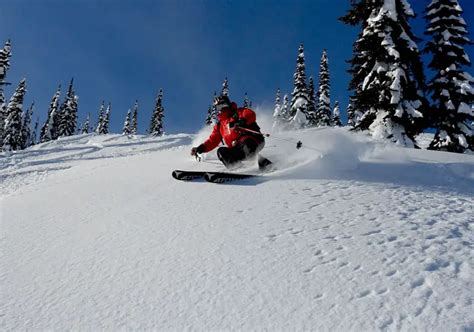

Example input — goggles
[215,103,228,112]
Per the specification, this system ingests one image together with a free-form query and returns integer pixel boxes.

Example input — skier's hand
[191,145,204,156]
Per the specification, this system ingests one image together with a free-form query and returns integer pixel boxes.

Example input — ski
[171,170,259,183]
[171,170,207,181]
[204,171,257,183]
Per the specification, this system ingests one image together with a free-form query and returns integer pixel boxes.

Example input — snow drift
[1,128,473,330]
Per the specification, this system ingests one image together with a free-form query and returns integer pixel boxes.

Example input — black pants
[217,137,264,169]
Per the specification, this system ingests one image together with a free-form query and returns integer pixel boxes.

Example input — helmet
[213,95,231,112]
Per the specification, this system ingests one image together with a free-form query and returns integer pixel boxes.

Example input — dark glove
[191,144,205,156]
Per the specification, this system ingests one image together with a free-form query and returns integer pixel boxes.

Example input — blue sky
[1,0,472,134]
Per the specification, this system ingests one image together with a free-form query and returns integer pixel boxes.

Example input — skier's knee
[217,147,236,167]
[242,139,264,158]
[217,147,228,161]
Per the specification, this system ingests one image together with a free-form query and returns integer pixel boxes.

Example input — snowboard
[171,170,258,183]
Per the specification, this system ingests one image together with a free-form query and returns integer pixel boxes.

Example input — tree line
[272,0,473,153]
[1,0,472,154]
[0,40,165,153]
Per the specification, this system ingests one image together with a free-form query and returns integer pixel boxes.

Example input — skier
[191,95,267,169]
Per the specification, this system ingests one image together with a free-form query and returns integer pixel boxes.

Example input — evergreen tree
[272,88,285,131]
[31,117,39,146]
[40,86,61,142]
[281,94,290,122]
[289,44,310,128]
[307,76,318,126]
[3,79,26,151]
[20,102,34,150]
[339,0,381,124]
[131,101,138,135]
[81,113,91,134]
[205,105,213,126]
[71,95,79,132]
[0,39,12,84]
[346,100,361,128]
[424,0,473,153]
[57,79,78,137]
[0,40,12,142]
[349,0,426,147]
[316,50,332,126]
[332,101,342,127]
[149,89,165,136]
[221,78,229,97]
[243,93,251,108]
[339,0,377,26]
[471,120,474,149]
[122,109,132,135]
[95,102,106,134]
[205,92,218,125]
[0,90,6,143]
[104,102,111,134]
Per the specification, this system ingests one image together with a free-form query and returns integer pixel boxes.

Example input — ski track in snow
[1,130,473,330]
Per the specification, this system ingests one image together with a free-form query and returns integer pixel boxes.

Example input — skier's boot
[258,155,273,172]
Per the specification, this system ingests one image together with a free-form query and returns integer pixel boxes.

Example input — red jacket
[202,103,261,152]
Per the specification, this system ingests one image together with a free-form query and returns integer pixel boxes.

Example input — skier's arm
[201,124,222,152]
[240,108,256,125]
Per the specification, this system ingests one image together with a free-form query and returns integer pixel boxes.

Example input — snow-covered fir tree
[3,79,26,151]
[307,76,318,126]
[81,113,91,134]
[20,102,34,150]
[289,44,310,129]
[281,94,290,122]
[57,79,78,137]
[31,117,39,146]
[221,78,229,97]
[149,89,165,136]
[348,0,426,147]
[0,90,6,143]
[71,96,79,131]
[272,88,285,131]
[243,93,251,108]
[40,86,61,143]
[332,101,342,127]
[0,40,12,142]
[424,0,474,153]
[339,0,377,27]
[0,39,12,83]
[316,50,332,127]
[339,0,381,125]
[346,100,361,128]
[131,101,138,135]
[205,105,213,126]
[471,120,474,149]
[104,103,111,134]
[206,92,218,125]
[122,109,132,135]
[95,102,107,134]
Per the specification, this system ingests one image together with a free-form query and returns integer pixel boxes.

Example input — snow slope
[1,128,473,331]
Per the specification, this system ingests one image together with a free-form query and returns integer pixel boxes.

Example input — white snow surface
[1,129,474,331]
